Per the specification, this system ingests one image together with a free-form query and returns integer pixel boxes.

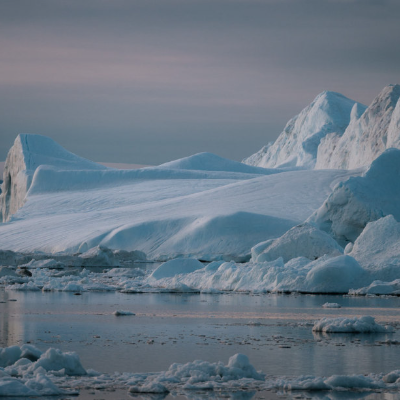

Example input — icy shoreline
[2,254,400,296]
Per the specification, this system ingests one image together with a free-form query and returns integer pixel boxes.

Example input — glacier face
[244,84,400,171]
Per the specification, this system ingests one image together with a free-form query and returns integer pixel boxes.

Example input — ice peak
[368,84,400,113]
[243,90,361,169]
[245,84,400,171]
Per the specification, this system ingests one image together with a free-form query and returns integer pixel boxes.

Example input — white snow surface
[157,152,280,175]
[0,134,107,222]
[251,223,343,263]
[151,258,204,279]
[0,134,356,261]
[308,148,400,244]
[243,91,364,169]
[312,316,394,333]
[2,344,400,396]
[348,215,400,281]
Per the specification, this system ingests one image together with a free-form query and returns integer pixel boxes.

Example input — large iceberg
[1,84,400,292]
[0,134,355,261]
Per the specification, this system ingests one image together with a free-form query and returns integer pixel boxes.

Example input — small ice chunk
[130,381,169,393]
[322,303,341,308]
[312,316,394,333]
[28,348,87,375]
[0,377,39,397]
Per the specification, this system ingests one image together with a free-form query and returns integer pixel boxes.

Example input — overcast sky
[1,0,399,164]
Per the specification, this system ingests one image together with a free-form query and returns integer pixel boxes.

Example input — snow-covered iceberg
[243,91,365,169]
[244,84,400,171]
[0,134,355,261]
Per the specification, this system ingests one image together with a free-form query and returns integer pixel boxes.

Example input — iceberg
[0,134,355,261]
[243,91,364,169]
[244,84,400,171]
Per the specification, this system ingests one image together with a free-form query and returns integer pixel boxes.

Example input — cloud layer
[1,0,399,164]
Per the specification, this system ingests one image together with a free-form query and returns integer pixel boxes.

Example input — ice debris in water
[0,345,84,397]
[312,316,394,333]
[129,353,265,393]
[3,344,400,396]
[322,302,341,308]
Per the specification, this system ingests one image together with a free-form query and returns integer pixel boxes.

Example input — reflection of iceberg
[0,292,25,347]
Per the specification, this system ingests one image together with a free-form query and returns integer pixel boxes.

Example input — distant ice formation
[0,134,355,260]
[1,84,400,295]
[244,84,400,170]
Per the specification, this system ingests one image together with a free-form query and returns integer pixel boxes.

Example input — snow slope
[243,91,364,169]
[308,148,400,245]
[157,152,280,174]
[0,134,356,260]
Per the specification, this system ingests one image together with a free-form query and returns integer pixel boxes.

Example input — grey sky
[1,0,399,164]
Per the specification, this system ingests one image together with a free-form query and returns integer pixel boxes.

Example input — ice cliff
[0,134,106,222]
[244,84,400,170]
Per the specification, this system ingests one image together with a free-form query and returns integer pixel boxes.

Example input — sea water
[1,288,399,379]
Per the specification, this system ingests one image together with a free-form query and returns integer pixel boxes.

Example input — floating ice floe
[312,316,394,333]
[322,303,341,308]
[2,344,400,396]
